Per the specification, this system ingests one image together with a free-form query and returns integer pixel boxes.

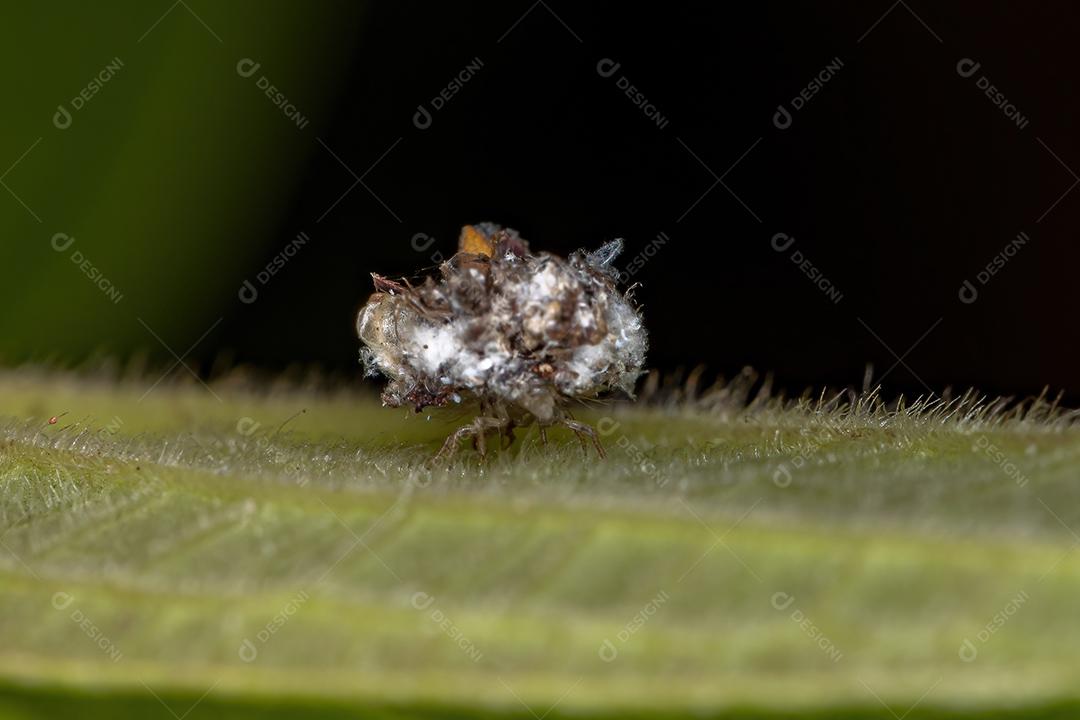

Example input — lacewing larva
[357,223,647,461]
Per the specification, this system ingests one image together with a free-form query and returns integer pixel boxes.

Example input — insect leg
[474,415,510,459]
[500,420,516,450]
[432,423,479,465]
[560,419,607,459]
[475,420,488,458]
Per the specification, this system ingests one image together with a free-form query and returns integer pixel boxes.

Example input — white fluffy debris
[357,224,647,431]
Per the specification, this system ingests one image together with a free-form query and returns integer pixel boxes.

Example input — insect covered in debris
[356,223,648,461]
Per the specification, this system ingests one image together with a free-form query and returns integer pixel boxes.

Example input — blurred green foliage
[2,370,1080,716]
[0,1,361,363]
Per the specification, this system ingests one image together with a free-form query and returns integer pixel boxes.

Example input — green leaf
[1,371,1079,718]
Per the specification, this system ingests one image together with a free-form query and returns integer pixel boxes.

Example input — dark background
[4,1,1077,400]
